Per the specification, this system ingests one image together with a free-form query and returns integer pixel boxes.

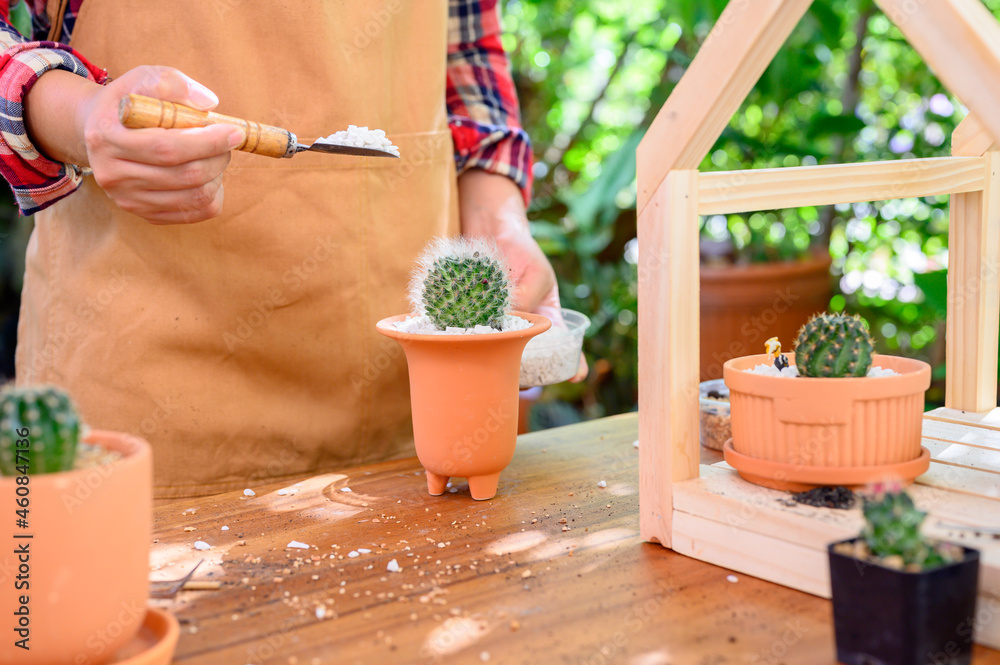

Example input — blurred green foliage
[507,0,1000,421]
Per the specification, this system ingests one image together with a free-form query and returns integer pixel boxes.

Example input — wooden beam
[945,151,1000,413]
[878,0,1000,150]
[638,170,701,548]
[697,157,985,215]
[671,511,832,597]
[636,0,813,216]
[953,114,998,157]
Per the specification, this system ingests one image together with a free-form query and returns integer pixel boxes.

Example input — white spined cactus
[408,237,513,330]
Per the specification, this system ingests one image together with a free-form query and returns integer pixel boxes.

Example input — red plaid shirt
[0,0,532,215]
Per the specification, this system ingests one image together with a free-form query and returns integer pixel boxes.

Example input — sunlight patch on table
[486,530,547,556]
[421,616,493,657]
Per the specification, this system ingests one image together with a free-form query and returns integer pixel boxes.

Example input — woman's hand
[457,169,588,382]
[25,66,244,224]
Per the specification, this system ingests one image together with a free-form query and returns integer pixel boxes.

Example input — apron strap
[47,0,69,42]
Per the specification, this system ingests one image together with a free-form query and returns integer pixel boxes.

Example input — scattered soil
[792,486,856,510]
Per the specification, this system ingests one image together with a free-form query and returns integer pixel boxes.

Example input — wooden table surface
[152,413,1000,664]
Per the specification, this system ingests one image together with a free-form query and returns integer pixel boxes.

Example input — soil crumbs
[791,486,856,510]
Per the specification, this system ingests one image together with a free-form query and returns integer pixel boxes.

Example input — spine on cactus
[0,385,81,475]
[409,236,512,330]
[794,312,874,378]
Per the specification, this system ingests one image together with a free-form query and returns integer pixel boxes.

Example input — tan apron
[17,0,459,498]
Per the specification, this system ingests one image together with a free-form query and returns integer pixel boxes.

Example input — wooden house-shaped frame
[637,0,1000,648]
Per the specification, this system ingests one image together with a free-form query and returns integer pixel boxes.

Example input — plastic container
[828,538,980,665]
[699,379,731,451]
[519,309,589,387]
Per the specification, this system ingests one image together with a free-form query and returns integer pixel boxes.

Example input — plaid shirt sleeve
[447,0,533,205]
[0,10,107,215]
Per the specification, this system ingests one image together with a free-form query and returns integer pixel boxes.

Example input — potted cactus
[722,312,931,490]
[828,487,980,665]
[0,385,176,665]
[376,237,550,500]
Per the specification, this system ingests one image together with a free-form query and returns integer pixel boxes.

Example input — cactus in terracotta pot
[378,236,550,500]
[794,312,875,378]
[0,384,81,475]
[409,236,512,330]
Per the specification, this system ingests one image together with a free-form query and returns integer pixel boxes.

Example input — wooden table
[153,414,1000,664]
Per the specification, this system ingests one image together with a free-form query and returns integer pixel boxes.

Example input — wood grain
[945,151,1000,412]
[636,0,812,215]
[637,171,701,548]
[147,415,1000,664]
[119,93,293,159]
[953,114,998,157]
[876,0,1000,152]
[697,157,986,215]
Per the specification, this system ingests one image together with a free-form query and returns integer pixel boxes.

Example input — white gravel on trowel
[194,541,211,551]
[744,364,897,377]
[383,314,531,335]
[287,541,310,549]
[243,488,256,497]
[387,559,401,573]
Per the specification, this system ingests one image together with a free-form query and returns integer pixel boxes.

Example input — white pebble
[316,606,326,619]
[287,541,310,549]
[597,480,607,488]
[194,541,211,551]
[867,366,899,378]
[727,574,739,583]
[357,548,371,554]
[387,559,401,573]
[243,489,255,497]
[632,440,639,448]
[348,551,360,558]
[480,652,491,662]
[449,488,458,493]
[277,489,289,495]
[221,526,229,531]
[341,487,352,493]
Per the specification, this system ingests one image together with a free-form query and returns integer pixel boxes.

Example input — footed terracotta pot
[377,312,550,500]
[0,430,152,665]
[722,354,931,491]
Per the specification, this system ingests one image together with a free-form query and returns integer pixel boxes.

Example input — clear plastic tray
[519,309,589,387]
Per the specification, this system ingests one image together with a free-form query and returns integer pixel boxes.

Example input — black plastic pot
[828,538,980,665]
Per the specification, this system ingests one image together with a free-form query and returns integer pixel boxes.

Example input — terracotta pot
[376,312,550,500]
[722,354,931,491]
[700,253,833,381]
[0,430,152,665]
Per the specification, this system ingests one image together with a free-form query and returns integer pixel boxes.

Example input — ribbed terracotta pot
[376,312,550,500]
[700,253,832,381]
[0,430,154,665]
[722,354,931,491]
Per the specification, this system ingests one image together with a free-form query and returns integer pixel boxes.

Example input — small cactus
[0,385,81,475]
[409,237,512,330]
[862,487,961,569]
[794,312,874,378]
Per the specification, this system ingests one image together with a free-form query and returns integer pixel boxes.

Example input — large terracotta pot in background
[377,312,550,500]
[0,430,155,665]
[700,253,833,380]
[722,353,931,491]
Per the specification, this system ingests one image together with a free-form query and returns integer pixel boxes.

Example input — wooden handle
[118,93,295,159]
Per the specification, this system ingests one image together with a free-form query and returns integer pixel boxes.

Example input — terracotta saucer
[722,440,931,492]
[109,608,179,665]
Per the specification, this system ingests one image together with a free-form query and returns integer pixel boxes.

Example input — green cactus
[794,312,874,378]
[410,237,512,330]
[0,385,81,476]
[862,488,959,568]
